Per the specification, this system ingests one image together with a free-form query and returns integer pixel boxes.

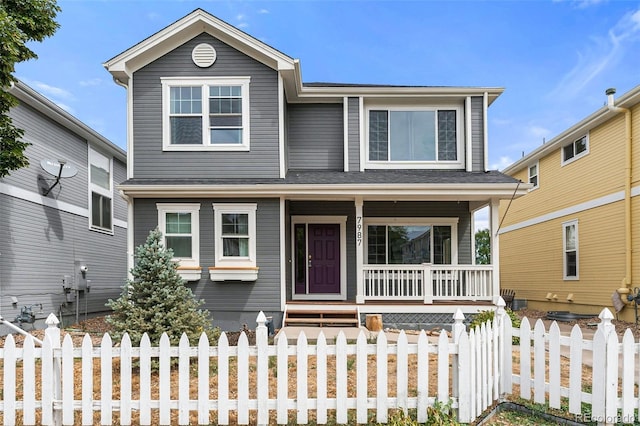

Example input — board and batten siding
[364,201,473,264]
[471,97,485,172]
[132,33,280,179]
[133,198,281,330]
[348,97,360,171]
[287,104,343,170]
[0,195,127,330]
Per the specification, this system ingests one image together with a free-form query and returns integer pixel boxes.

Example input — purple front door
[308,224,341,294]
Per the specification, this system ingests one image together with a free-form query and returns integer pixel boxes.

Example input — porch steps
[283,306,360,327]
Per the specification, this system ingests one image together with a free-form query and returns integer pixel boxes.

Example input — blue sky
[15,0,640,172]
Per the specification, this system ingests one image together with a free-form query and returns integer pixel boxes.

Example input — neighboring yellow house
[499,85,640,322]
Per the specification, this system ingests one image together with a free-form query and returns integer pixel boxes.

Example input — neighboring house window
[89,147,113,232]
[365,219,457,265]
[157,203,200,267]
[563,220,578,280]
[562,135,588,165]
[162,77,251,151]
[213,203,257,268]
[528,162,539,189]
[367,107,462,168]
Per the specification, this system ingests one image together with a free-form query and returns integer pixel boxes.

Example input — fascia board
[104,10,295,79]
[503,84,640,175]
[9,81,126,163]
[118,183,529,199]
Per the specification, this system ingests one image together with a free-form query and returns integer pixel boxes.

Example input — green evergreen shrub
[106,228,220,346]
[469,308,520,344]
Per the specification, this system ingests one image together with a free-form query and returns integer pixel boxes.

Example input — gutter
[607,88,634,297]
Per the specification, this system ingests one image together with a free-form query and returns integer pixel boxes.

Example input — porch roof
[118,170,527,200]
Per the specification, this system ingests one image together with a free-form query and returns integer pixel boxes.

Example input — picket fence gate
[3,299,636,425]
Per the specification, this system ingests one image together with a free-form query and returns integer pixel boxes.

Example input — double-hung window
[89,147,113,232]
[562,135,588,165]
[367,107,462,168]
[563,220,578,280]
[528,162,539,189]
[162,77,250,151]
[365,219,457,265]
[210,204,258,282]
[157,203,200,268]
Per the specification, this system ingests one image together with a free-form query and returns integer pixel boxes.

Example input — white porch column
[355,197,365,304]
[490,199,500,304]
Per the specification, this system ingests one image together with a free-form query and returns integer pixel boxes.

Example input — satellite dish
[41,159,78,178]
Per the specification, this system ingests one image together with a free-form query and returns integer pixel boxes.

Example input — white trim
[279,197,286,311]
[363,217,459,265]
[157,203,201,267]
[161,77,251,151]
[126,195,134,281]
[490,200,500,302]
[562,219,579,280]
[126,77,134,179]
[483,92,488,172]
[0,183,127,229]
[290,216,348,301]
[363,105,465,169]
[465,96,472,172]
[212,203,257,268]
[278,73,286,178]
[343,96,349,172]
[356,304,492,314]
[561,134,589,167]
[359,97,365,172]
[355,198,364,304]
[498,190,624,234]
[528,161,539,191]
[88,146,114,233]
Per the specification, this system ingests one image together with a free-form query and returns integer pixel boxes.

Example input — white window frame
[88,146,113,233]
[563,220,579,280]
[528,162,539,190]
[212,203,257,268]
[161,77,251,152]
[363,217,459,264]
[157,203,201,268]
[561,134,589,166]
[364,105,465,169]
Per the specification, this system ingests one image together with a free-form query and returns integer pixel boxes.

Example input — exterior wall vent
[192,43,217,68]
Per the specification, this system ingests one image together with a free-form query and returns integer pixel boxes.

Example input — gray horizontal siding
[133,198,281,320]
[132,33,280,179]
[364,201,473,264]
[287,104,343,170]
[5,102,89,208]
[348,97,360,171]
[471,97,485,172]
[0,195,127,331]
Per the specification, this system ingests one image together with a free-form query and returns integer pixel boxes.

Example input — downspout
[607,88,633,296]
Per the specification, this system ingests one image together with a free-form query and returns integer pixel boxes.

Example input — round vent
[192,43,217,68]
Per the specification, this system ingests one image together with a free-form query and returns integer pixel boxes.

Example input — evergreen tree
[475,228,491,265]
[107,228,219,346]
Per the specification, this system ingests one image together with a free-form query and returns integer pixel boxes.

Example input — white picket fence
[0,301,635,425]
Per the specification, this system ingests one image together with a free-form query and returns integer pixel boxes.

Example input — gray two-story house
[0,80,127,331]
[105,9,526,331]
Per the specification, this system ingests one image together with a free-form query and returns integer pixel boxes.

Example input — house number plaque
[356,216,362,246]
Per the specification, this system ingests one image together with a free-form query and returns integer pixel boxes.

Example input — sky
[14,0,640,183]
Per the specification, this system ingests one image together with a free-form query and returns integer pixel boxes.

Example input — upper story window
[89,147,113,232]
[157,203,201,268]
[528,162,539,189]
[162,77,251,151]
[562,135,588,165]
[366,106,463,169]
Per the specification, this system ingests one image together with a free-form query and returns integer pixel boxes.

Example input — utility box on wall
[73,260,88,291]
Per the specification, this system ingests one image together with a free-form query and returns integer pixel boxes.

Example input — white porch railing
[363,264,494,303]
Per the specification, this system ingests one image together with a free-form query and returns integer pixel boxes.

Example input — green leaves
[0,0,59,177]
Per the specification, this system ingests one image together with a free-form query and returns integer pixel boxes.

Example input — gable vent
[192,43,217,68]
